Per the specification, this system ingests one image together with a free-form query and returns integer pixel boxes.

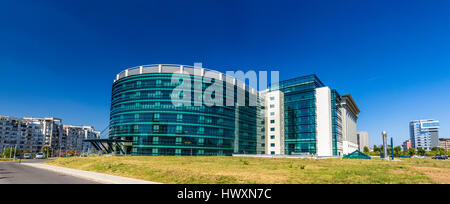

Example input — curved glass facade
[109,65,258,156]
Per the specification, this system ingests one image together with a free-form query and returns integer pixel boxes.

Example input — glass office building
[109,64,258,156]
[269,75,342,156]
[91,65,356,157]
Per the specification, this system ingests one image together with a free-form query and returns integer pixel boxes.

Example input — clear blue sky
[1,0,449,146]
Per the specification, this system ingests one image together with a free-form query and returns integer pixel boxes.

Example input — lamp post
[13,144,17,161]
[382,131,389,161]
[9,145,12,159]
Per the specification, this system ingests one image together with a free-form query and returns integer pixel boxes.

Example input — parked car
[23,153,33,159]
[432,155,448,160]
[35,152,46,159]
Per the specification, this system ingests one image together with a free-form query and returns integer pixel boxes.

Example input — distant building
[410,119,440,151]
[63,125,100,154]
[0,116,99,155]
[357,131,369,151]
[402,140,412,151]
[440,138,450,151]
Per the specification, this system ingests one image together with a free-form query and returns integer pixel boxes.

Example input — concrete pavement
[1,159,161,184]
[23,162,161,184]
[0,160,98,184]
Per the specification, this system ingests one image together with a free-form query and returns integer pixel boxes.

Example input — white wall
[315,87,333,157]
[265,91,284,155]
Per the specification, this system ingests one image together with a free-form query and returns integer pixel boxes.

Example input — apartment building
[440,138,450,151]
[63,125,100,153]
[0,116,99,155]
[0,116,44,153]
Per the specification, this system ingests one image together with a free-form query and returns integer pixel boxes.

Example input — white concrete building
[23,117,63,150]
[339,95,360,155]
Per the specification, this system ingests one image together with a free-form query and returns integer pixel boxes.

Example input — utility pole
[13,144,17,161]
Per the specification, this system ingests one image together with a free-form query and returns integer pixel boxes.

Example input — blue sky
[1,0,449,145]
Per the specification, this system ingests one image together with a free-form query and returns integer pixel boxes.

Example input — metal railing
[114,64,258,94]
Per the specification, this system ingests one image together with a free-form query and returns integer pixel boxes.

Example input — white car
[35,152,46,159]
[23,153,33,159]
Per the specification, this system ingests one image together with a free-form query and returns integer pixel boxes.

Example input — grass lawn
[45,156,450,184]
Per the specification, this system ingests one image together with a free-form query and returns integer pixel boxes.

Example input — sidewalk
[22,163,161,184]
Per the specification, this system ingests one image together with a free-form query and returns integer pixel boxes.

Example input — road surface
[0,160,98,184]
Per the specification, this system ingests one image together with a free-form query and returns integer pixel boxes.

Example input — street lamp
[13,144,17,161]
[382,131,388,161]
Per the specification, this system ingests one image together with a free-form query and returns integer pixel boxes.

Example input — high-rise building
[357,131,369,151]
[108,64,259,156]
[439,138,450,151]
[410,119,440,151]
[95,64,359,157]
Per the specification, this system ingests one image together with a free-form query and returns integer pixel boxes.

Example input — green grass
[45,156,450,184]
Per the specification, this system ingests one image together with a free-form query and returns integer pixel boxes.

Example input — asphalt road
[0,160,99,184]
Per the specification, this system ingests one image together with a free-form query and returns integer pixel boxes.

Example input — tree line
[363,145,449,157]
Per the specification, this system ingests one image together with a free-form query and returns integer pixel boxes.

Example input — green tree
[417,148,426,156]
[363,146,370,153]
[373,145,380,152]
[425,147,445,156]
[1,148,22,158]
[394,146,402,156]
[41,146,53,158]
[407,148,415,157]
